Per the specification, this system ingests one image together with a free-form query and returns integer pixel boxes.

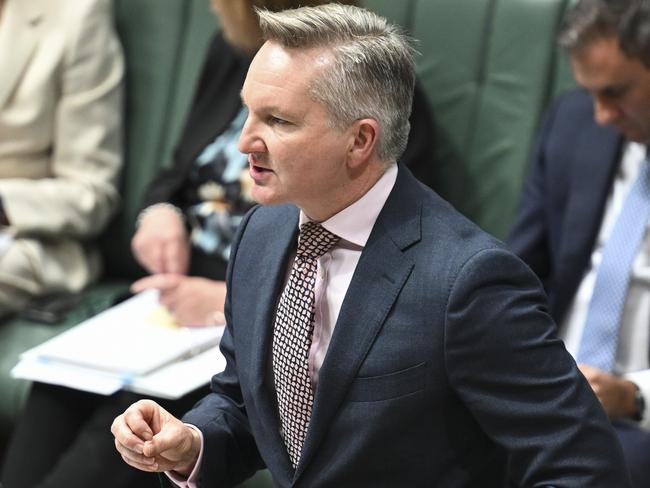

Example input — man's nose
[238,115,253,154]
[593,97,621,126]
[238,115,263,154]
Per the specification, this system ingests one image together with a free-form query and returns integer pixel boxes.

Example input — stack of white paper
[12,290,226,399]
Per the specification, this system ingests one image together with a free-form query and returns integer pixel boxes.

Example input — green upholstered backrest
[100,0,217,279]
[163,0,219,161]
[366,0,577,238]
[364,0,417,27]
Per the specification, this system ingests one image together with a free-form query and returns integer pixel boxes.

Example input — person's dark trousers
[0,382,207,488]
[613,420,650,488]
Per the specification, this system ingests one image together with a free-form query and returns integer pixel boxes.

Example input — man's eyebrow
[239,100,293,118]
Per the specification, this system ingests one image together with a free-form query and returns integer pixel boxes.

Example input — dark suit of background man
[508,1,650,487]
[112,4,629,487]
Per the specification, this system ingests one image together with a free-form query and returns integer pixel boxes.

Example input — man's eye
[602,86,626,99]
[269,116,289,126]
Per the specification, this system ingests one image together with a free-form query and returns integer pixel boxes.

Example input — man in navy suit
[508,1,650,486]
[112,4,629,487]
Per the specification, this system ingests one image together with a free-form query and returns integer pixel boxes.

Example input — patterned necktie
[577,159,650,371]
[272,221,339,468]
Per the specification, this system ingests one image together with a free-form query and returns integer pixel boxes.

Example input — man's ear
[347,118,380,169]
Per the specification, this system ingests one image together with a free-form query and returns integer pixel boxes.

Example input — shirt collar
[299,164,398,248]
[620,141,647,180]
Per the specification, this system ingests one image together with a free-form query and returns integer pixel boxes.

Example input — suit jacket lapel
[0,1,45,108]
[249,207,299,476]
[294,166,420,480]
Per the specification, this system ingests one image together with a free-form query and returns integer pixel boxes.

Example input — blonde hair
[257,3,416,162]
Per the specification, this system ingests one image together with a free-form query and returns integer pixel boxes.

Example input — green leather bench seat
[0,281,129,433]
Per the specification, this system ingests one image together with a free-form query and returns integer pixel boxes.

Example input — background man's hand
[131,275,227,327]
[132,205,190,275]
[111,399,201,476]
[579,364,638,419]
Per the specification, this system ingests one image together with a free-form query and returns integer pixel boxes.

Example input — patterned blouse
[186,107,255,262]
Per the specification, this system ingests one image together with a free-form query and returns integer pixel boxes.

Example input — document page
[13,290,226,397]
[26,289,221,376]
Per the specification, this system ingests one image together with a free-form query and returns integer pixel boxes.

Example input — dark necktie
[272,221,339,468]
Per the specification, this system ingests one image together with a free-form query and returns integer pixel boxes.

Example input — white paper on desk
[22,289,223,376]
[129,343,226,399]
[12,328,226,398]
[12,355,124,395]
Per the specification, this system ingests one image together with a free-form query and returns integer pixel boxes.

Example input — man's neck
[302,162,392,222]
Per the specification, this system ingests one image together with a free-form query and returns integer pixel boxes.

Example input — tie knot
[297,221,339,259]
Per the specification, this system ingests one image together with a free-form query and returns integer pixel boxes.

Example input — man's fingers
[143,425,186,460]
[111,415,148,452]
[111,400,189,473]
[115,438,160,471]
[121,457,160,473]
[112,422,147,453]
[112,421,161,472]
[121,399,171,445]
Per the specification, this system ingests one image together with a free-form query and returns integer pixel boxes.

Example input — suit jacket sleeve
[181,205,265,487]
[445,247,630,487]
[0,0,123,237]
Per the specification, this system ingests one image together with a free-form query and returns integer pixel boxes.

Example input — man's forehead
[571,36,640,79]
[241,41,331,102]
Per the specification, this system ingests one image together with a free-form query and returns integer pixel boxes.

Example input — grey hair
[252,0,360,12]
[256,3,416,163]
[559,0,650,67]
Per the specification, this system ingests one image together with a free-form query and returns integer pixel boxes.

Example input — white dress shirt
[561,142,650,429]
[169,164,398,486]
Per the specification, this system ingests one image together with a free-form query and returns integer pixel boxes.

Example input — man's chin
[250,188,284,207]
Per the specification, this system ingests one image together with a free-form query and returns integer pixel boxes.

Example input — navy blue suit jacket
[183,164,628,487]
[508,89,623,324]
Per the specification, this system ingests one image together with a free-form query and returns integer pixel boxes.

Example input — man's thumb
[143,430,185,461]
[142,439,160,458]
